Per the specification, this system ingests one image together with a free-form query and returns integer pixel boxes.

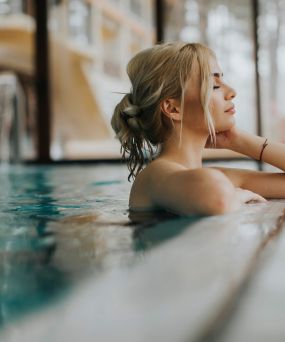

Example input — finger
[247,193,267,203]
[237,188,267,203]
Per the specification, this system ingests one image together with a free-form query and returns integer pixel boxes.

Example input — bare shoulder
[129,159,184,210]
[129,160,230,214]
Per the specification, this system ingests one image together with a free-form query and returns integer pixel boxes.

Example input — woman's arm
[206,127,285,199]
[210,166,285,199]
[214,127,285,171]
[232,130,285,171]
[149,166,265,216]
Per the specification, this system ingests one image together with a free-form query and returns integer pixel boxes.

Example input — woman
[111,42,285,216]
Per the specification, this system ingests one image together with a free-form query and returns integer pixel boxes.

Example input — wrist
[232,131,266,159]
[226,129,248,153]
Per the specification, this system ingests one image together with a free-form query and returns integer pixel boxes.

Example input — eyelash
[213,86,220,90]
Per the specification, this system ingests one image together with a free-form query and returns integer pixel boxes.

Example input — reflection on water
[0,164,201,328]
[134,215,204,252]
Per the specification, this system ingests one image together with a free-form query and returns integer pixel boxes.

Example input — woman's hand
[235,187,267,204]
[230,187,267,212]
[205,126,241,150]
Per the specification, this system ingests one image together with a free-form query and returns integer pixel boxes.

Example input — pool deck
[1,163,285,341]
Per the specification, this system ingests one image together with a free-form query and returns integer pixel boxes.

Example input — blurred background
[0,0,284,163]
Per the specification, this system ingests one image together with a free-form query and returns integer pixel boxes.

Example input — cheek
[210,98,227,127]
[210,96,222,115]
[210,98,235,129]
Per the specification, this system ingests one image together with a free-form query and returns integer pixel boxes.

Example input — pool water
[0,163,201,328]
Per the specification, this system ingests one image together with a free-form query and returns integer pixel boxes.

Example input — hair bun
[122,104,140,117]
[127,117,140,130]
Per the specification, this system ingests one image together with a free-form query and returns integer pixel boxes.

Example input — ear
[160,98,182,121]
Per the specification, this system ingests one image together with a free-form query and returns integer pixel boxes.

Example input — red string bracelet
[259,138,268,161]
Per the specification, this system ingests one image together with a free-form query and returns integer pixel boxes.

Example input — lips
[225,105,235,114]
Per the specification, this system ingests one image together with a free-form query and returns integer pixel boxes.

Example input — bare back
[129,159,190,212]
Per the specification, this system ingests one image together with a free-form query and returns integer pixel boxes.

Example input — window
[258,0,285,144]
[0,0,37,161]
[48,0,155,160]
[164,0,258,145]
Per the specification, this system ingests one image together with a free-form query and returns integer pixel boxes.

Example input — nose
[225,84,236,100]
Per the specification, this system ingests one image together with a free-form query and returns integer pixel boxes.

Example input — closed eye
[213,85,220,90]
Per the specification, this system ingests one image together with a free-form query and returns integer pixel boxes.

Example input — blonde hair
[111,42,216,181]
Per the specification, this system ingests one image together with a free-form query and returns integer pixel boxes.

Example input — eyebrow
[211,72,224,78]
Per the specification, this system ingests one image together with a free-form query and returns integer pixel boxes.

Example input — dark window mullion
[34,0,51,162]
[155,0,164,43]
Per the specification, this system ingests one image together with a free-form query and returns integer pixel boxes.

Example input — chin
[216,116,235,131]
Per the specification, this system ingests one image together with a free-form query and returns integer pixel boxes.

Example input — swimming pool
[0,163,202,327]
[3,160,284,342]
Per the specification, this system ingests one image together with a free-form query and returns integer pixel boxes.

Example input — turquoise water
[0,164,201,328]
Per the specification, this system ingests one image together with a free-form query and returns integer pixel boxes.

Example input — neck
[159,127,208,169]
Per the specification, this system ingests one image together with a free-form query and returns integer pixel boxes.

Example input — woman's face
[209,59,237,132]
[183,57,236,134]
